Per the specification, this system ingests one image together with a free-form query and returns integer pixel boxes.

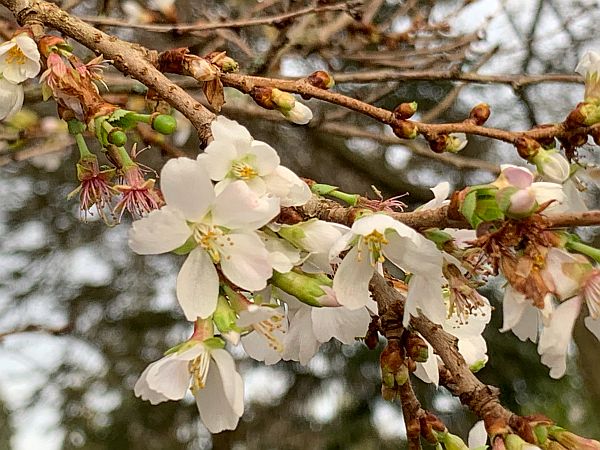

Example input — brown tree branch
[0,0,215,141]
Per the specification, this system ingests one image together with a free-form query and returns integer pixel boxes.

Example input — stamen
[361,230,388,266]
[231,161,258,180]
[188,351,211,395]
[6,45,26,66]
[192,224,226,263]
[253,312,284,352]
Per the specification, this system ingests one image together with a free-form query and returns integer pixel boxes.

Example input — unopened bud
[531,148,570,183]
[393,102,418,120]
[206,51,239,72]
[497,187,536,218]
[271,88,296,111]
[392,120,418,139]
[381,385,397,401]
[469,103,491,125]
[38,35,71,57]
[549,427,600,450]
[281,102,313,125]
[307,70,335,89]
[505,434,542,450]
[515,136,541,159]
[566,102,600,128]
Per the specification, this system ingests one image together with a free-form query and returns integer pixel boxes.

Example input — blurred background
[1,0,600,448]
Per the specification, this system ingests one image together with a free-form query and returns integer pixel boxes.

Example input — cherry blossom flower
[468,421,488,449]
[532,148,571,183]
[0,34,40,83]
[330,213,445,325]
[199,116,311,206]
[134,338,244,433]
[0,77,24,120]
[129,157,279,320]
[113,164,163,220]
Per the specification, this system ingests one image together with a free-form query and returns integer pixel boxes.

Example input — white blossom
[134,340,244,433]
[532,149,571,183]
[0,78,24,120]
[281,101,313,125]
[199,116,311,206]
[129,157,279,320]
[331,213,445,325]
[0,34,40,83]
[237,303,287,365]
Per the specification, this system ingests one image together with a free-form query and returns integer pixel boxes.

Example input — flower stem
[74,133,93,159]
[311,183,359,206]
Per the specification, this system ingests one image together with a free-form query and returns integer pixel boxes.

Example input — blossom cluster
[128,117,494,432]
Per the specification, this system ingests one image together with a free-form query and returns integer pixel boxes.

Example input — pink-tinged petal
[202,139,238,180]
[538,296,582,379]
[218,233,272,291]
[212,181,279,230]
[311,306,370,344]
[177,248,219,320]
[250,140,280,175]
[195,359,243,433]
[413,341,439,386]
[160,158,214,221]
[502,166,534,188]
[144,355,191,401]
[128,207,191,255]
[210,115,252,143]
[333,246,374,310]
[134,364,171,404]
[468,421,488,448]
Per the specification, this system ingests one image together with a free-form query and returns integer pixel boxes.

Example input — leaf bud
[393,101,418,120]
[515,136,541,159]
[391,120,418,139]
[307,70,335,89]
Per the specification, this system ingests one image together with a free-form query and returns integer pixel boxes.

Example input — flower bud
[497,187,537,218]
[391,120,418,139]
[469,103,491,125]
[213,295,241,345]
[250,86,276,109]
[307,70,335,89]
[270,270,337,307]
[281,102,313,125]
[437,432,470,450]
[505,434,542,450]
[428,133,468,153]
[531,148,570,183]
[271,88,296,111]
[405,333,429,362]
[393,102,418,120]
[575,51,600,102]
[515,136,541,159]
[206,51,239,72]
[549,427,600,450]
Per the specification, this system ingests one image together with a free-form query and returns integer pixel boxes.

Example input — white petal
[283,306,320,365]
[328,231,355,262]
[458,335,488,367]
[160,157,215,221]
[144,355,192,400]
[500,287,527,333]
[445,295,492,338]
[202,139,238,180]
[404,275,445,326]
[211,349,244,416]
[15,34,40,63]
[385,230,443,276]
[177,248,219,320]
[218,232,273,291]
[351,213,399,236]
[538,296,582,378]
[134,364,171,405]
[0,79,24,120]
[250,140,280,175]
[282,102,313,125]
[128,207,191,254]
[530,182,565,207]
[262,165,311,207]
[211,115,252,143]
[312,305,370,344]
[260,231,301,273]
[468,421,488,448]
[212,181,280,230]
[418,182,450,210]
[241,331,283,365]
[195,355,243,433]
[332,246,374,310]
